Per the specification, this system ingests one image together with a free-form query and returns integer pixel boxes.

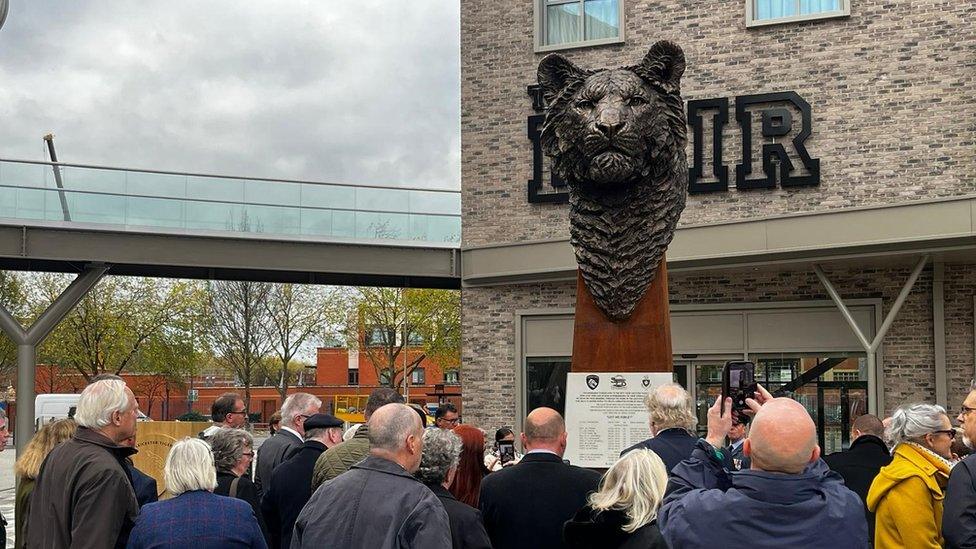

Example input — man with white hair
[658,386,868,547]
[25,378,141,548]
[620,382,699,474]
[292,403,451,549]
[255,392,321,493]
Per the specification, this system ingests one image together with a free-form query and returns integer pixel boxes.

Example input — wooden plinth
[571,260,673,373]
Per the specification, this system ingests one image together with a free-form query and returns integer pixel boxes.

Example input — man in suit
[261,413,343,549]
[726,417,751,470]
[255,392,321,493]
[620,382,699,474]
[823,414,891,542]
[479,407,601,549]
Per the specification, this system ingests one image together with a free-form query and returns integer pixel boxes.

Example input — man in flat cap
[261,413,344,549]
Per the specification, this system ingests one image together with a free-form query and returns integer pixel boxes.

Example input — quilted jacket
[310,424,370,491]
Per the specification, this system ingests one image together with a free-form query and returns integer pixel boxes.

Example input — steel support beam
[814,254,929,416]
[933,262,947,407]
[0,264,108,454]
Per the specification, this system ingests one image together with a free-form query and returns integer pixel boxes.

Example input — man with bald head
[479,407,601,549]
[292,403,451,549]
[659,387,868,547]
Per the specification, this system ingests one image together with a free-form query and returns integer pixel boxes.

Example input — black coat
[479,452,601,549]
[823,434,891,542]
[564,506,668,549]
[943,453,976,548]
[260,440,326,549]
[126,462,159,507]
[620,428,698,474]
[427,484,492,549]
[254,429,303,494]
[216,471,271,546]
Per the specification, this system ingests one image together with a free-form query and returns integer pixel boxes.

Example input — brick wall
[461,264,976,433]
[461,0,976,248]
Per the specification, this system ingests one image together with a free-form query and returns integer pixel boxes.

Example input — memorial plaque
[564,372,672,468]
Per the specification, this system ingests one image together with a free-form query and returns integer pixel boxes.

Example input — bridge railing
[0,159,461,245]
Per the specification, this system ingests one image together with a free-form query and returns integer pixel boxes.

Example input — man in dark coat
[479,407,601,549]
[292,403,451,548]
[659,390,868,547]
[25,379,141,549]
[261,413,343,549]
[823,413,891,542]
[620,382,698,474]
[725,416,751,470]
[255,392,320,493]
[943,382,976,548]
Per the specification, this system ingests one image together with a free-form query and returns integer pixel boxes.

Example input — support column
[933,262,947,408]
[0,264,108,455]
[814,255,929,416]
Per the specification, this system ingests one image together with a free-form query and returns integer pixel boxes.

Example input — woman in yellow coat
[867,403,956,549]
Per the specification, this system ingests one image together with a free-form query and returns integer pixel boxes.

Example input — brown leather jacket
[24,427,139,549]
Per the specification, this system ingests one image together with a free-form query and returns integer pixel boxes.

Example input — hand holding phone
[721,361,758,418]
[498,441,515,465]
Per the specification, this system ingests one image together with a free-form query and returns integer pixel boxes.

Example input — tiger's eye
[576,99,595,110]
[627,96,649,107]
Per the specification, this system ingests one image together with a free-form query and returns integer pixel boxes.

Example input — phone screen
[722,361,757,416]
[499,441,515,464]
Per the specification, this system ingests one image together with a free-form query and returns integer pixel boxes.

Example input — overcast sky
[0,1,460,190]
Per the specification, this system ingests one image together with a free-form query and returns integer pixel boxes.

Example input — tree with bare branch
[207,280,272,411]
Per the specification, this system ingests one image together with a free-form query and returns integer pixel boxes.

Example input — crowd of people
[14,375,976,548]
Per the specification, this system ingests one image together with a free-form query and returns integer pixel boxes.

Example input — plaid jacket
[126,490,267,549]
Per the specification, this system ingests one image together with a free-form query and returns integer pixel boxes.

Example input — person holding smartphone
[484,427,523,472]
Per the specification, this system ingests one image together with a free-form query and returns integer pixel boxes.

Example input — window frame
[746,0,850,28]
[410,367,426,385]
[444,370,460,385]
[347,368,359,385]
[534,0,625,53]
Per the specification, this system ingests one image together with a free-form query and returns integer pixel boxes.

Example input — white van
[34,393,150,430]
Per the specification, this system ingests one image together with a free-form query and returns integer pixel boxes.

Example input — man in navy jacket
[659,387,868,548]
[620,382,698,474]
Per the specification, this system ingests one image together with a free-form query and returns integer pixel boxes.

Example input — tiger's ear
[634,41,685,94]
[538,54,589,106]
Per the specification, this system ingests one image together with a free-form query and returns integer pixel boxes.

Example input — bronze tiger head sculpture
[537,41,688,321]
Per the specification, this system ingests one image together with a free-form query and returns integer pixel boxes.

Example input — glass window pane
[800,0,839,14]
[356,212,408,241]
[242,204,301,235]
[755,0,798,20]
[301,184,356,210]
[525,357,571,416]
[185,201,245,232]
[244,180,301,207]
[126,196,184,228]
[408,190,460,216]
[186,176,245,203]
[0,162,48,189]
[356,187,410,213]
[547,3,580,45]
[300,209,334,237]
[125,171,186,199]
[67,193,125,224]
[584,0,619,40]
[61,167,125,194]
[332,211,356,238]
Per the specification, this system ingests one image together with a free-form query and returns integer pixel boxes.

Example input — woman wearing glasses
[210,428,271,546]
[868,403,956,549]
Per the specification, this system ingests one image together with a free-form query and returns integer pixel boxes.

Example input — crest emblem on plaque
[642,376,651,388]
[585,375,600,390]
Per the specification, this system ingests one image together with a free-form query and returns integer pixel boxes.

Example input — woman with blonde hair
[14,418,76,549]
[563,449,669,548]
[868,403,955,548]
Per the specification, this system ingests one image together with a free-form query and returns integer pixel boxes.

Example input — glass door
[673,356,746,436]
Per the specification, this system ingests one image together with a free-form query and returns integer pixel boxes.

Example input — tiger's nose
[595,109,623,138]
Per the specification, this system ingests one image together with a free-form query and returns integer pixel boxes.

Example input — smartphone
[498,441,516,464]
[721,361,757,417]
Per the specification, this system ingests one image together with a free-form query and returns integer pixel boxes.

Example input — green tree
[32,275,202,381]
[207,280,272,411]
[353,287,460,389]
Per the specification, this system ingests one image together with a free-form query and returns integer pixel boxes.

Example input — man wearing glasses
[200,392,248,439]
[434,403,459,430]
[943,383,976,547]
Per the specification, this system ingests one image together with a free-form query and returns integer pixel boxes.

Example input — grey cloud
[0,1,460,190]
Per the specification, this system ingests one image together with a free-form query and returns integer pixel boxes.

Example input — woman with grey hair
[210,428,270,545]
[868,403,955,548]
[416,428,492,549]
[127,438,267,548]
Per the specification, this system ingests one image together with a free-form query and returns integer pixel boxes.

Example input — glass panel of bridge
[244,180,302,207]
[126,196,185,228]
[425,215,462,243]
[61,166,126,194]
[243,204,301,235]
[356,187,409,213]
[300,209,333,237]
[0,162,47,189]
[356,211,409,241]
[332,210,356,238]
[409,190,461,215]
[184,201,245,232]
[125,171,187,199]
[65,191,125,224]
[185,176,245,203]
[300,184,356,210]
[0,188,48,220]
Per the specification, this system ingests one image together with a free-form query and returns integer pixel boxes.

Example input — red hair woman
[450,424,491,507]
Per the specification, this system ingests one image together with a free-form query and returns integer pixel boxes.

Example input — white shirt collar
[280,426,303,441]
[525,449,560,456]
